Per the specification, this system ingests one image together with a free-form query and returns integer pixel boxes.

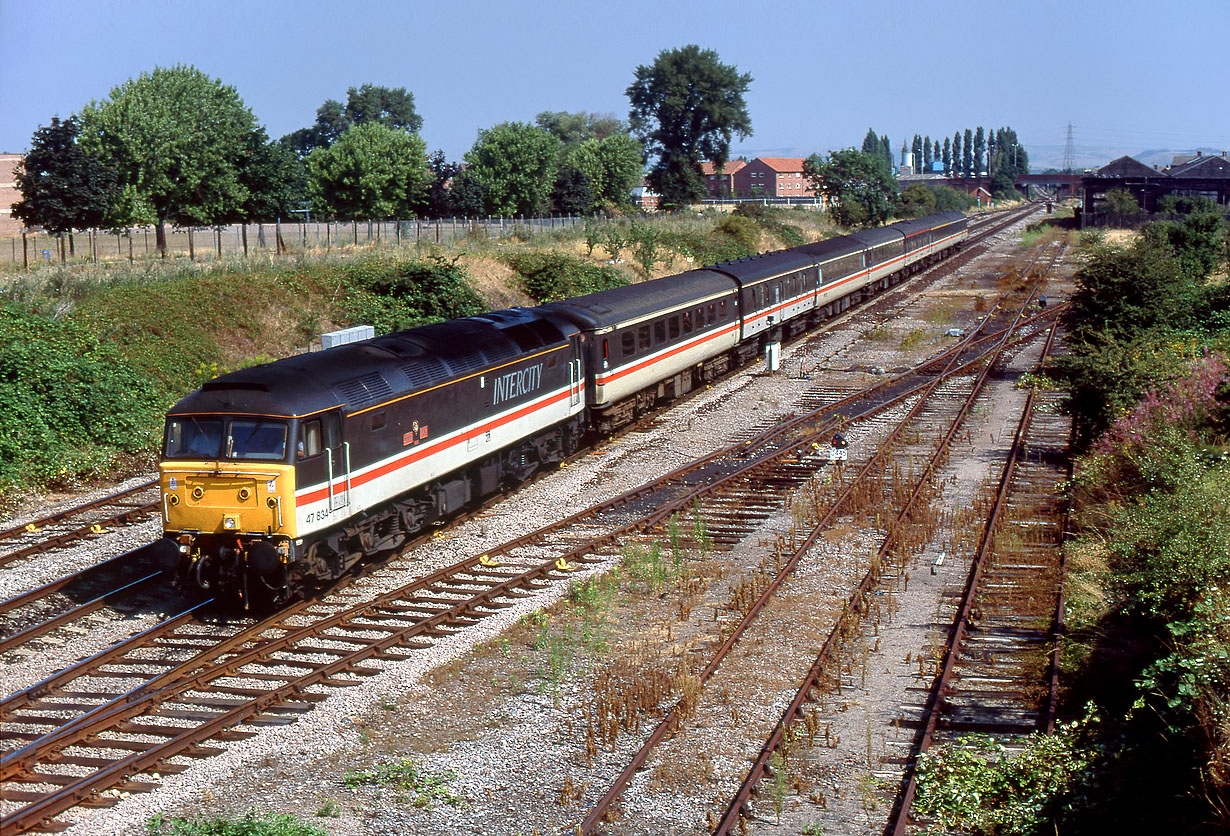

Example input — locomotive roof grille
[334,372,393,408]
[401,358,450,388]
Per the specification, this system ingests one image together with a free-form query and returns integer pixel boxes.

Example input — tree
[942,137,952,176]
[899,183,937,218]
[963,128,974,177]
[463,122,560,216]
[924,136,933,171]
[535,111,624,149]
[627,44,752,208]
[862,128,881,156]
[932,184,975,212]
[447,171,487,217]
[804,149,897,228]
[974,126,986,177]
[77,65,264,255]
[1103,188,1141,215]
[10,116,117,258]
[416,150,461,218]
[283,85,422,158]
[911,134,923,171]
[880,135,892,172]
[233,129,302,223]
[568,133,643,210]
[551,166,594,215]
[306,122,430,219]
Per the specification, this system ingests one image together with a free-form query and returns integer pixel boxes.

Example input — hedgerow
[0,303,164,494]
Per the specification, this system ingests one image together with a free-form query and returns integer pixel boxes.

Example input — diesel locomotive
[152,212,967,606]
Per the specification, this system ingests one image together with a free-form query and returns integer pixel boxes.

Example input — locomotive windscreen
[164,416,288,461]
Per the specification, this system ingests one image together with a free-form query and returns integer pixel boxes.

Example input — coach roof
[540,269,737,329]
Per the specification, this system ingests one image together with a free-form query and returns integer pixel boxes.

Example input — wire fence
[2,215,594,268]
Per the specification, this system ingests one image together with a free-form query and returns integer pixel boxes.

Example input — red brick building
[700,159,746,198]
[732,157,816,199]
[0,153,24,237]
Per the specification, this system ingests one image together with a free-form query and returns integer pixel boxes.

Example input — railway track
[885,318,1071,836]
[575,241,1066,833]
[0,481,159,569]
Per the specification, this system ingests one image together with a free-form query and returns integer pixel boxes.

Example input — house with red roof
[700,159,747,199]
[733,157,817,199]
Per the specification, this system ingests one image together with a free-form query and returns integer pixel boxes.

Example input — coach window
[298,420,322,460]
[668,316,680,339]
[638,324,651,350]
[681,311,693,333]
[654,321,666,344]
[708,303,716,323]
[622,332,635,356]
[719,300,727,319]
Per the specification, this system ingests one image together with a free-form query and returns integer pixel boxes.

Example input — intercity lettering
[491,363,544,406]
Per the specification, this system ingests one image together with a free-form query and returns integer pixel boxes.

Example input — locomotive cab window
[165,417,224,459]
[228,419,288,461]
[299,420,322,459]
[165,417,288,461]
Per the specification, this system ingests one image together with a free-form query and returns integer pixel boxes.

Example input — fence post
[128,229,134,264]
[22,232,28,270]
[188,228,195,260]
[216,227,222,259]
[353,221,358,247]
[242,224,249,257]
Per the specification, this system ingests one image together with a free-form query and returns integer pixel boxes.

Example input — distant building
[632,184,660,211]
[732,157,817,199]
[700,159,746,199]
[0,153,23,237]
[1081,151,1230,215]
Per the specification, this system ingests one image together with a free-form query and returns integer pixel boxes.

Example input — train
[151,211,968,606]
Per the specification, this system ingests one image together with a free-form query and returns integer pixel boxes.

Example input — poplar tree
[942,136,952,176]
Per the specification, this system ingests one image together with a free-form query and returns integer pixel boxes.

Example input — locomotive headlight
[168,494,180,506]
[179,543,190,554]
[238,487,252,501]
[191,486,204,500]
[223,516,238,530]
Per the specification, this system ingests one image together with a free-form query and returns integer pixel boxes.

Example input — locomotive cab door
[323,410,350,512]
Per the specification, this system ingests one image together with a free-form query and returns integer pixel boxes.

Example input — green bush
[0,303,164,496]
[732,203,807,247]
[341,255,485,333]
[146,812,327,836]
[716,214,760,252]
[505,251,628,302]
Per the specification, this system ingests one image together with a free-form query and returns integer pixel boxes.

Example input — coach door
[323,410,350,512]
[569,335,583,408]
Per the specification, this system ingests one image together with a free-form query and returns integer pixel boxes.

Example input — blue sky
[2,0,1227,170]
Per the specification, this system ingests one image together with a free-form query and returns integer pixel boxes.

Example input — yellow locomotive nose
[160,462,296,538]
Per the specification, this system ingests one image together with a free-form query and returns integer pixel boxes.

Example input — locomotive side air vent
[401,358,449,388]
[335,372,392,407]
